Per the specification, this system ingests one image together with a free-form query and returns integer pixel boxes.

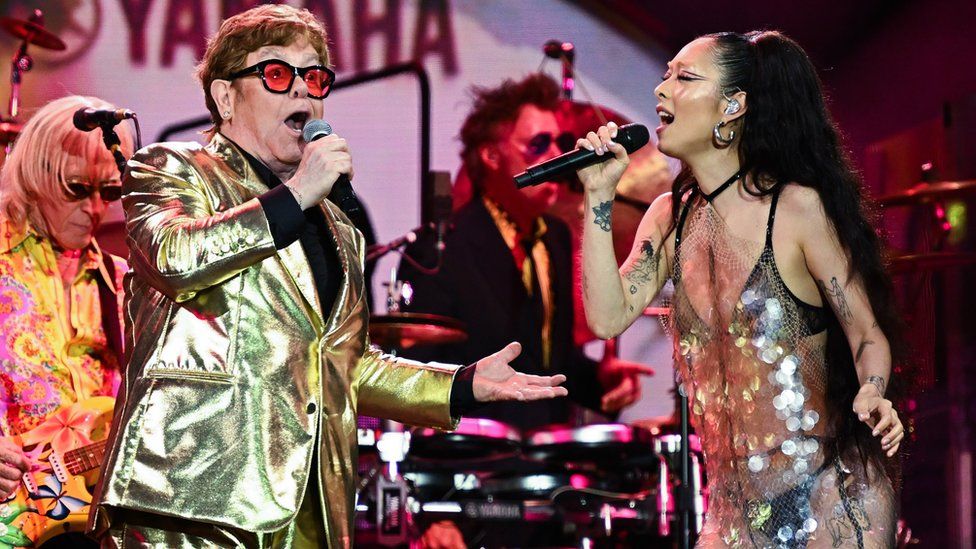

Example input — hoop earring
[713,121,735,146]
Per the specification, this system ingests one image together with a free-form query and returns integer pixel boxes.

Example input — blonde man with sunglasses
[0,94,132,547]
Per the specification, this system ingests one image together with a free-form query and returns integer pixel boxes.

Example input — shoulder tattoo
[622,239,661,291]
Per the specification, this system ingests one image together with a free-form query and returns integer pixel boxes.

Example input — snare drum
[409,417,521,462]
[524,423,656,467]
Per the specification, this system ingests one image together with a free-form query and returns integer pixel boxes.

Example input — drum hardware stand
[657,453,672,536]
[4,16,33,154]
[677,383,693,549]
[7,34,30,123]
[374,430,412,546]
[382,265,410,315]
[1,8,70,154]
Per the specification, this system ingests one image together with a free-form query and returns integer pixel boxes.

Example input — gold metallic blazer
[90,134,459,547]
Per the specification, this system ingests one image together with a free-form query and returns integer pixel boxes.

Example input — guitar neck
[61,440,108,476]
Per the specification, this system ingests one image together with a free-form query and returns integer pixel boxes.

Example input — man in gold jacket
[90,6,566,548]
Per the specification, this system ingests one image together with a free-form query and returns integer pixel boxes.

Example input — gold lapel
[209,134,325,329]
[277,239,325,330]
[317,200,354,336]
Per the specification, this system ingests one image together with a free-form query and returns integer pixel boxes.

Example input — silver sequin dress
[671,188,896,548]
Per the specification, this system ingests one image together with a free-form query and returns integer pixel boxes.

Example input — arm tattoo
[865,375,886,396]
[622,239,661,290]
[592,200,613,232]
[818,276,854,325]
[854,339,875,362]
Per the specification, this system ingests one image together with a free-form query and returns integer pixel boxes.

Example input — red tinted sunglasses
[228,59,335,99]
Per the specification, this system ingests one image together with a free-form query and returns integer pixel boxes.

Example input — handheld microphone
[514,123,650,188]
[72,108,135,132]
[302,119,360,215]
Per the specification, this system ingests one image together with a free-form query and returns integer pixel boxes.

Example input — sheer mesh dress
[669,184,896,548]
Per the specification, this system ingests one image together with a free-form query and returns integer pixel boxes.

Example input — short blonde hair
[0,95,135,232]
[196,4,330,137]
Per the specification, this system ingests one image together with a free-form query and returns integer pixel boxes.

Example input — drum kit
[877,178,976,273]
[353,275,704,548]
[357,403,706,547]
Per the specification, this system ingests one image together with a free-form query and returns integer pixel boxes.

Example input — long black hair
[670,30,906,479]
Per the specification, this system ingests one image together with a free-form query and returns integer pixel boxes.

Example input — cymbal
[888,251,976,274]
[0,120,22,143]
[0,16,66,51]
[369,312,467,350]
[877,181,976,207]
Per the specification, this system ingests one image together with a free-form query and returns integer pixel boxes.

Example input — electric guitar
[0,397,115,548]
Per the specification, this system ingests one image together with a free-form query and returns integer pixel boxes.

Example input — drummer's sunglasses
[524,132,555,158]
[228,59,335,99]
[523,131,583,159]
[63,178,123,202]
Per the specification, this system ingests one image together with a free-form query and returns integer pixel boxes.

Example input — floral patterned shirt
[0,222,124,438]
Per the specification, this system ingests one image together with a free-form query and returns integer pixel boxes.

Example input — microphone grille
[72,108,89,131]
[618,123,650,153]
[302,119,333,143]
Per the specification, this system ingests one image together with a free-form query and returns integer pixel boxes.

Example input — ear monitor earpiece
[725,99,741,115]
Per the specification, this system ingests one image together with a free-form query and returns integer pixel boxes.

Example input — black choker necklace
[701,170,743,202]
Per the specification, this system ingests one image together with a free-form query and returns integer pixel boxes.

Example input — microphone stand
[365,222,434,263]
[543,39,575,100]
[98,124,129,177]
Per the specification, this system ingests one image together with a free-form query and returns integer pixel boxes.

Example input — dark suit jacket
[398,199,602,430]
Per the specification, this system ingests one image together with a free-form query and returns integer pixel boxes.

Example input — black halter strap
[701,169,743,202]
